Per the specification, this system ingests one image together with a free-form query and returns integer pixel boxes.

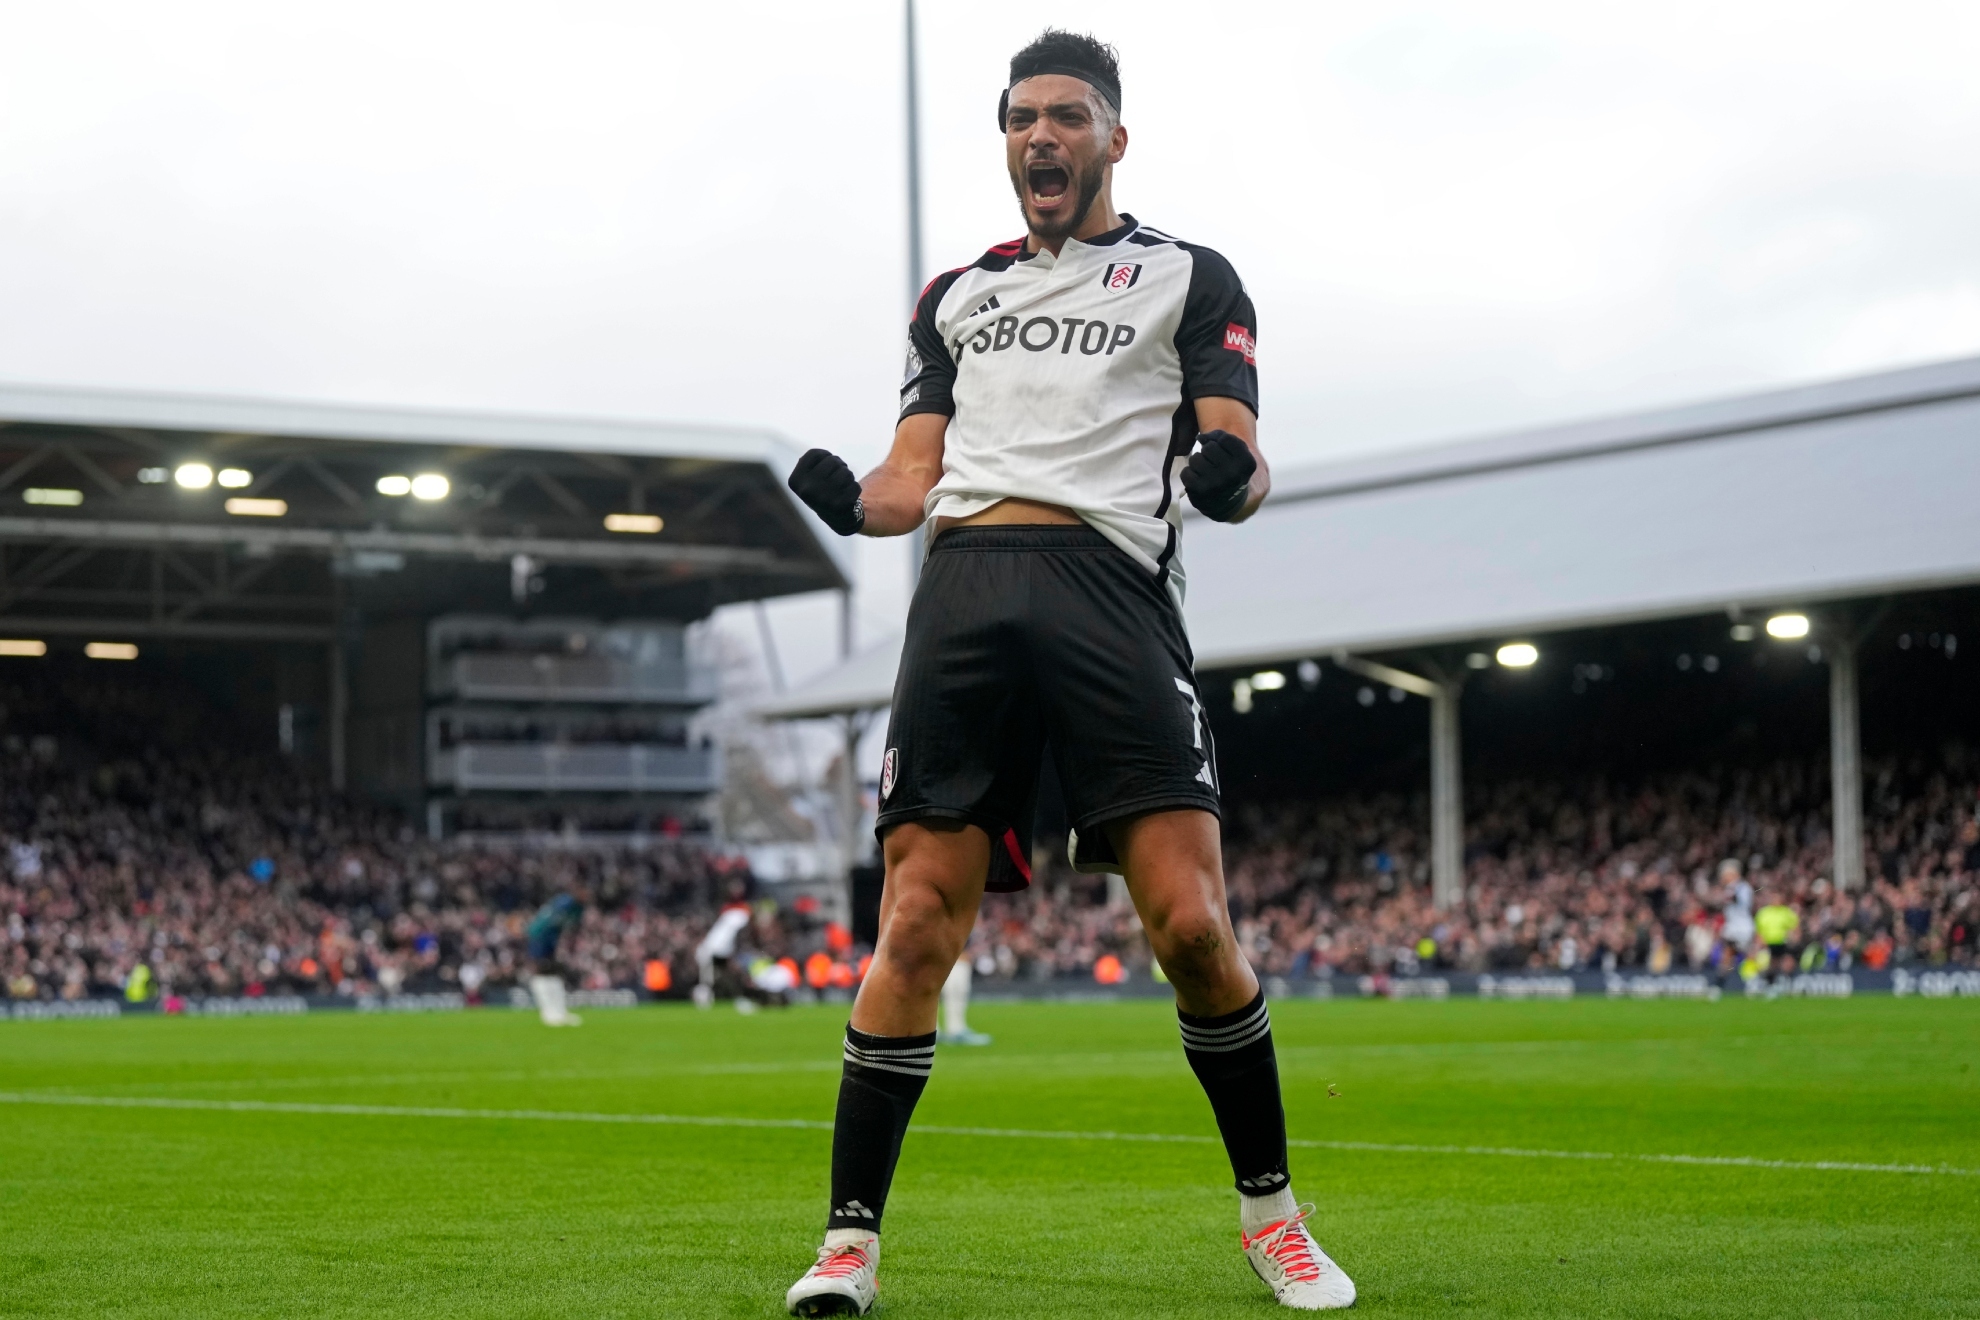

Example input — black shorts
[875,524,1220,891]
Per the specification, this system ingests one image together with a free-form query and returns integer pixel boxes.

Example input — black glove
[787,449,865,536]
[1180,430,1257,522]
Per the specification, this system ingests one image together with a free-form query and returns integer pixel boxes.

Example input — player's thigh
[1107,808,1237,948]
[876,819,992,961]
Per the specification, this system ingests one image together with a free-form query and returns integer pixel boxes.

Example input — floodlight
[217,468,253,488]
[1251,670,1286,690]
[410,473,450,501]
[1766,613,1809,639]
[174,463,214,489]
[1496,642,1539,667]
[23,488,83,506]
[1729,624,1756,642]
[85,642,139,661]
[225,498,287,517]
[604,513,664,534]
[376,475,412,496]
[1231,678,1254,713]
[136,467,169,484]
[0,640,47,657]
[1466,652,1491,669]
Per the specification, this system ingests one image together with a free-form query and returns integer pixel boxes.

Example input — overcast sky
[3,1,1977,699]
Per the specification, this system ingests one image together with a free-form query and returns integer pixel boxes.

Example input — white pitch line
[1,1092,1970,1179]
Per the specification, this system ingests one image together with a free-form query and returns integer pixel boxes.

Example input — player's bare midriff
[936,496,1084,534]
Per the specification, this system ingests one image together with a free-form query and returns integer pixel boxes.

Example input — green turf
[1,996,1976,1318]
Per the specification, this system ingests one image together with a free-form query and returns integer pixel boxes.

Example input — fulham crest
[880,747,898,801]
[1102,262,1142,291]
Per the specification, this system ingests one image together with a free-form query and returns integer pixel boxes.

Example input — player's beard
[1015,152,1108,243]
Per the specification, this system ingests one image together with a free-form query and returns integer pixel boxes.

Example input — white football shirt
[901,215,1258,607]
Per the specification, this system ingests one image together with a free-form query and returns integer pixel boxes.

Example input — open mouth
[1026,162,1070,207]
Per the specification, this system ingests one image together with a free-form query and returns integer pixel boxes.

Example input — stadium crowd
[0,742,750,1002]
[3,667,1976,1001]
[979,753,1980,982]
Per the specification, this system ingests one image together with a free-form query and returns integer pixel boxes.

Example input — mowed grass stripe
[5,1089,1971,1179]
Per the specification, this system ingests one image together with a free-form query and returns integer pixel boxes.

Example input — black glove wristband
[787,449,866,537]
[1180,430,1257,523]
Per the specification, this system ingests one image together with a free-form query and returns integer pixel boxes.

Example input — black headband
[997,65,1122,130]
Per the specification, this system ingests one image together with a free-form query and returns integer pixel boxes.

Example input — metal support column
[903,0,927,596]
[1830,639,1863,891]
[328,639,348,792]
[1430,682,1464,910]
[1334,650,1464,908]
[838,709,874,926]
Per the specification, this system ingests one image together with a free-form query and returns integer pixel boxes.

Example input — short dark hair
[1008,29,1121,114]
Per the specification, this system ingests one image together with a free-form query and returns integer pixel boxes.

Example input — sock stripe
[1178,1002,1272,1053]
[1180,1019,1273,1053]
[843,1034,936,1077]
[1178,1006,1269,1040]
[843,1044,935,1059]
[842,1052,934,1077]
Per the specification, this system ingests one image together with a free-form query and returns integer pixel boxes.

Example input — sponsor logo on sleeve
[1102,262,1142,291]
[1223,322,1256,365]
[901,340,923,385]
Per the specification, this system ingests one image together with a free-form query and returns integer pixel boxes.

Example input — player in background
[693,899,754,1010]
[1755,891,1801,993]
[524,891,585,1027]
[780,30,1353,1314]
[936,957,990,1047]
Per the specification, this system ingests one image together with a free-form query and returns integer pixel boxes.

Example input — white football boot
[1241,1205,1356,1309]
[785,1231,879,1316]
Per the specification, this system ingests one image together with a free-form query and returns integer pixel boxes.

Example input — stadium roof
[0,382,849,638]
[760,353,1980,718]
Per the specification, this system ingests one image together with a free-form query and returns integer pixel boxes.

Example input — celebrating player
[779,30,1354,1314]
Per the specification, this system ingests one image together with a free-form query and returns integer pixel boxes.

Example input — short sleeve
[1174,244,1258,416]
[899,271,962,421]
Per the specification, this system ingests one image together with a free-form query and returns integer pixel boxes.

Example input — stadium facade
[760,354,1980,905]
[0,383,846,833]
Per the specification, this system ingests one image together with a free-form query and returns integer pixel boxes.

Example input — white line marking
[1,1092,1969,1178]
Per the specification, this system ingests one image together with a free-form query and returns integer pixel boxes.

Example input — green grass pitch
[2,996,1976,1318]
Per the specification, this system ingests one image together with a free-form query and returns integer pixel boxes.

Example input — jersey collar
[1020,213,1140,264]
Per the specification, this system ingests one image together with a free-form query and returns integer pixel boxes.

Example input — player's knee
[875,883,965,991]
[1144,905,1235,982]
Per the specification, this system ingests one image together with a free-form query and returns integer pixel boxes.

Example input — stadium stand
[6,362,1980,1006]
[4,660,1974,1004]
[985,751,1979,983]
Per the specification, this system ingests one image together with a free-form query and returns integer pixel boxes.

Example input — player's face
[1005,75,1125,241]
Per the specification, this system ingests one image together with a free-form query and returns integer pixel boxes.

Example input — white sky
[3,1,1978,712]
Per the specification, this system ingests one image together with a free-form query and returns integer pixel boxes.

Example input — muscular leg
[1108,808,1257,1015]
[1110,809,1292,1209]
[827,820,988,1236]
[852,820,990,1034]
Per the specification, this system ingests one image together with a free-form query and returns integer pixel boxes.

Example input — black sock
[1179,990,1290,1196]
[826,1025,936,1233]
